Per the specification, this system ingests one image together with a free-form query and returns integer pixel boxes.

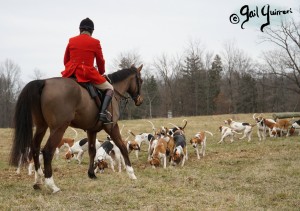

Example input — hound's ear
[137,64,143,72]
[190,139,192,144]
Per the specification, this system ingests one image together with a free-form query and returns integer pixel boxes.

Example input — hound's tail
[9,80,45,166]
[204,131,213,137]
[181,119,188,129]
[120,124,125,135]
[127,130,136,137]
[70,127,78,140]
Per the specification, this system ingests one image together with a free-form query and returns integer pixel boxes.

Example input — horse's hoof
[130,174,137,180]
[88,171,97,179]
[33,184,41,190]
[52,188,61,194]
[126,166,137,180]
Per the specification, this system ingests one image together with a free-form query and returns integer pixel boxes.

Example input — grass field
[0,113,299,210]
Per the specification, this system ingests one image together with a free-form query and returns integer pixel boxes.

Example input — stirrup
[99,111,113,124]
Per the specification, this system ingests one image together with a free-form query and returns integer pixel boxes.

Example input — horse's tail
[9,80,45,167]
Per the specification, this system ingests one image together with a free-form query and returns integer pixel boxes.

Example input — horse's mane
[107,67,136,84]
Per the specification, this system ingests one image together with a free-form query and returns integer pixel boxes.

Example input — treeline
[119,18,300,119]
[1,18,299,126]
[122,50,300,119]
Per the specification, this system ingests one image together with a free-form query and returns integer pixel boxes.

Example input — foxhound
[170,130,187,167]
[94,140,125,173]
[55,127,77,159]
[218,125,242,143]
[65,138,101,164]
[224,118,253,141]
[149,138,168,169]
[190,131,213,159]
[253,114,276,141]
[271,119,291,137]
[288,120,300,136]
[128,130,155,160]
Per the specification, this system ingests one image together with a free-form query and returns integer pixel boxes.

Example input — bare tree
[153,54,176,116]
[30,68,46,80]
[0,59,22,127]
[222,41,242,113]
[112,50,142,70]
[261,18,300,94]
[222,41,254,113]
[111,50,144,119]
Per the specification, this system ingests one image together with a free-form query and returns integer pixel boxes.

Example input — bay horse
[9,65,143,193]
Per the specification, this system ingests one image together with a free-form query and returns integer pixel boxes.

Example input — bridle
[129,71,142,102]
[114,69,142,103]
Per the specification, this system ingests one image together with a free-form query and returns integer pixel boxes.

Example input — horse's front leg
[87,131,97,179]
[105,123,137,179]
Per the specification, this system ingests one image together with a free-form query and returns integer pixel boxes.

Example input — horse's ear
[137,64,143,72]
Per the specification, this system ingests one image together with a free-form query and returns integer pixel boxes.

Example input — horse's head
[128,64,143,106]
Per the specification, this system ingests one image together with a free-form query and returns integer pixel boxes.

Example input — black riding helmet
[79,18,94,31]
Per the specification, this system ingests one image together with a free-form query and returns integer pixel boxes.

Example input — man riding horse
[61,17,113,124]
[10,17,144,193]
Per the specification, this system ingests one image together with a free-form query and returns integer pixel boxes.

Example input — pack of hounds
[16,114,300,174]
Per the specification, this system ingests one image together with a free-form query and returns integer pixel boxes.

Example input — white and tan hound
[149,138,168,169]
[55,127,77,159]
[224,118,254,141]
[190,131,213,159]
[218,125,242,143]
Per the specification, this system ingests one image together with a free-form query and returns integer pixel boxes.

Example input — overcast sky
[1,0,299,82]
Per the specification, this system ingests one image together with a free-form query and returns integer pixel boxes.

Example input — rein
[113,88,131,113]
[109,68,142,108]
[114,89,131,101]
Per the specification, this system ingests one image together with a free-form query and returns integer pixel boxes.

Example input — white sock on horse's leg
[126,165,137,180]
[28,162,34,175]
[45,176,61,193]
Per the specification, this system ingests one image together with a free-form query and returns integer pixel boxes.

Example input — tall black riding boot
[99,90,114,124]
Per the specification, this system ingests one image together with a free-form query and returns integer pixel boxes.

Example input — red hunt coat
[61,34,106,84]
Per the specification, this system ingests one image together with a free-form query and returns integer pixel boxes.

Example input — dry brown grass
[0,113,300,210]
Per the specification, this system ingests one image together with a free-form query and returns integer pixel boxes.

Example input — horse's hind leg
[32,126,47,190]
[87,131,97,179]
[42,124,68,193]
[105,123,137,179]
